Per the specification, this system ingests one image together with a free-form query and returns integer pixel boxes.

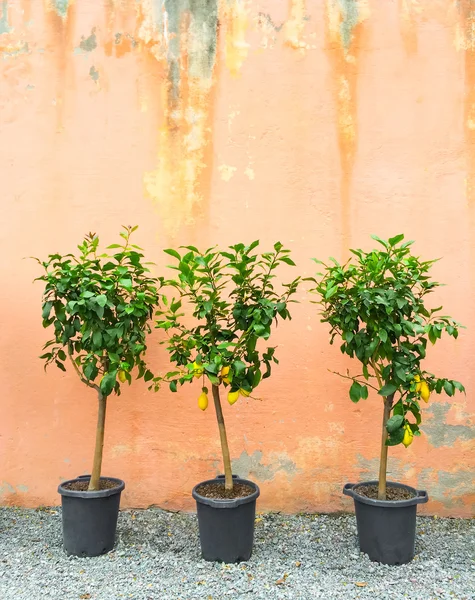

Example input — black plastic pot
[58,475,125,557]
[192,475,260,563]
[343,480,428,565]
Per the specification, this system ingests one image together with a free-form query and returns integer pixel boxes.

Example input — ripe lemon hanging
[198,391,208,411]
[414,374,422,393]
[193,361,204,379]
[118,370,127,383]
[239,388,251,397]
[420,381,430,403]
[220,365,231,384]
[228,390,239,405]
[402,424,414,448]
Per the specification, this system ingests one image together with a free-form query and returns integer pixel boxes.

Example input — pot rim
[343,480,428,507]
[192,475,260,509]
[58,475,125,499]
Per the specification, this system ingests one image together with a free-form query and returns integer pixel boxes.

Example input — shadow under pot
[343,480,429,565]
[192,475,260,563]
[58,475,125,557]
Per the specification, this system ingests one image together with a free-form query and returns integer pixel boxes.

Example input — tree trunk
[377,393,395,500]
[88,391,107,491]
[212,384,233,491]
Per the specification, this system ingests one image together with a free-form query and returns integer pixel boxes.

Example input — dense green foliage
[154,241,300,398]
[308,234,465,447]
[35,226,160,397]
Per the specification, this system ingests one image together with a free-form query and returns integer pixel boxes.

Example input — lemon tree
[308,234,464,500]
[34,226,160,491]
[154,241,300,491]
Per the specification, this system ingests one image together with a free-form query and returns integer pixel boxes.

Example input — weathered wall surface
[0,0,474,516]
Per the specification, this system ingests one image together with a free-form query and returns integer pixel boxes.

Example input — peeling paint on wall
[0,0,11,35]
[326,0,369,251]
[141,0,219,233]
[76,28,97,54]
[423,403,475,448]
[52,0,70,19]
[225,0,250,76]
[285,0,307,50]
[457,0,475,204]
[89,65,99,82]
[231,450,300,481]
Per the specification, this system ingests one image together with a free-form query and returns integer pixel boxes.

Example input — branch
[329,369,379,391]
[68,351,100,392]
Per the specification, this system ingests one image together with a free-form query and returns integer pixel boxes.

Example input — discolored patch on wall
[431,469,475,508]
[284,0,307,50]
[231,450,300,482]
[52,0,70,19]
[140,0,219,234]
[356,454,407,482]
[457,0,475,204]
[43,0,77,132]
[325,0,370,252]
[225,0,250,76]
[398,0,421,55]
[423,403,475,448]
[0,0,12,35]
[75,28,97,54]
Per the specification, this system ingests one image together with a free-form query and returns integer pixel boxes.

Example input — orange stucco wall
[1,0,474,516]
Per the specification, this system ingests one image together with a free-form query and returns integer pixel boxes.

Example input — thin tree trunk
[377,393,394,500]
[212,384,233,491]
[88,391,107,491]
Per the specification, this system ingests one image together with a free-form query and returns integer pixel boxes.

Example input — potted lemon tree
[34,226,160,556]
[308,234,464,565]
[153,241,300,562]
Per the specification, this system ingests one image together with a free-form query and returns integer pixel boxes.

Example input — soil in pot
[195,481,255,500]
[355,483,416,501]
[62,478,120,492]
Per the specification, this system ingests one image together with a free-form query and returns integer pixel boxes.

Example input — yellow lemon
[193,361,204,379]
[228,390,239,405]
[413,374,422,393]
[118,370,127,383]
[420,381,430,403]
[239,388,251,397]
[402,425,414,448]
[198,391,208,411]
[220,366,231,384]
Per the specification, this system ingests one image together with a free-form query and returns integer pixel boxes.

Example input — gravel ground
[0,507,473,600]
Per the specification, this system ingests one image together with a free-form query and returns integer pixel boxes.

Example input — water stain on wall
[325,0,369,253]
[0,0,12,35]
[139,0,219,234]
[43,0,76,132]
[457,0,475,204]
[225,0,250,76]
[285,0,307,49]
[399,0,420,55]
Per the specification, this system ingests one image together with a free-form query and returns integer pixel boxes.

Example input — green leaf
[164,248,181,260]
[280,256,296,266]
[119,278,133,290]
[93,331,102,348]
[42,302,53,319]
[96,295,108,307]
[388,234,404,246]
[386,414,404,433]
[387,426,405,446]
[378,383,398,397]
[349,381,362,403]
[169,380,177,392]
[443,380,454,397]
[378,329,388,343]
[100,371,117,396]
